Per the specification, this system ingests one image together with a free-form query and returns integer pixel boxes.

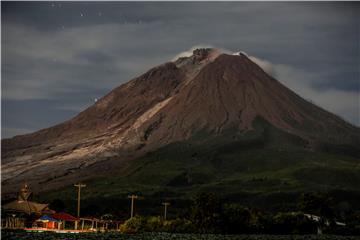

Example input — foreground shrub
[190,192,222,233]
[222,203,251,234]
[272,212,317,234]
[144,216,163,232]
[119,216,146,233]
[162,218,196,233]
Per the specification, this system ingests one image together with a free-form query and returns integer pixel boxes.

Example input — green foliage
[272,212,317,234]
[190,192,223,233]
[119,216,196,234]
[162,218,196,233]
[252,211,274,234]
[144,216,163,232]
[44,190,360,235]
[39,139,360,212]
[222,203,251,233]
[298,193,334,219]
[119,216,147,233]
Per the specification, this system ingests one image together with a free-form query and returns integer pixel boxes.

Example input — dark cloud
[1,2,359,138]
[76,50,115,64]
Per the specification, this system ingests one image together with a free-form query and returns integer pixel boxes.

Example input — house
[1,183,54,229]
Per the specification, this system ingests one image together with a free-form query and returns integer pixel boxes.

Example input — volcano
[2,48,360,207]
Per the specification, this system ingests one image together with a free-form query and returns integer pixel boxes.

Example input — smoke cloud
[247,56,277,77]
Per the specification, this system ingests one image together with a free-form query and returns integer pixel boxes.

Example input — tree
[145,216,163,232]
[190,192,222,233]
[222,203,251,234]
[119,216,146,233]
[298,192,334,219]
[272,212,317,234]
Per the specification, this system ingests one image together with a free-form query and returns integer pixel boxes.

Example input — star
[80,13,84,17]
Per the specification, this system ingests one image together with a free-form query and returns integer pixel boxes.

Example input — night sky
[2,2,359,138]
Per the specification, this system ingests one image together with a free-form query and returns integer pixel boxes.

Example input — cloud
[247,55,277,77]
[2,22,171,101]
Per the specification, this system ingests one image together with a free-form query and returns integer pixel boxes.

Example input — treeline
[118,192,360,235]
[49,192,360,235]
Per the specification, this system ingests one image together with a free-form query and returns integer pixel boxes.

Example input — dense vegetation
[45,192,360,235]
[116,193,359,235]
[23,120,359,236]
[38,120,360,214]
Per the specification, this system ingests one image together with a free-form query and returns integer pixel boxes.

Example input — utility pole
[128,194,138,218]
[162,202,170,220]
[74,183,86,218]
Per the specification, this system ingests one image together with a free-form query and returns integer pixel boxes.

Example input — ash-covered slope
[2,48,359,198]
[127,53,358,150]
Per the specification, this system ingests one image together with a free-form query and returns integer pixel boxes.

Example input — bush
[252,211,274,234]
[162,218,196,233]
[222,203,251,234]
[190,192,222,233]
[272,212,317,234]
[119,215,196,234]
[144,216,163,232]
[119,216,147,233]
[298,192,334,219]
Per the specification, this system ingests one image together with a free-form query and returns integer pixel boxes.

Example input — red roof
[52,212,78,221]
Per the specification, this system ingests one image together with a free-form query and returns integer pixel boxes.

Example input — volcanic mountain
[2,48,360,207]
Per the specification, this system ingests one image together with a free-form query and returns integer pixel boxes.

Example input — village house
[1,183,54,229]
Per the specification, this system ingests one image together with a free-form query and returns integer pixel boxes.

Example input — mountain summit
[2,48,359,201]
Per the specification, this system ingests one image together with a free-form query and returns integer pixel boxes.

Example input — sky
[2,2,359,138]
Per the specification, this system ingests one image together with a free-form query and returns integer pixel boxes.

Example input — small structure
[35,215,61,229]
[51,212,79,230]
[2,183,54,229]
[78,217,99,231]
